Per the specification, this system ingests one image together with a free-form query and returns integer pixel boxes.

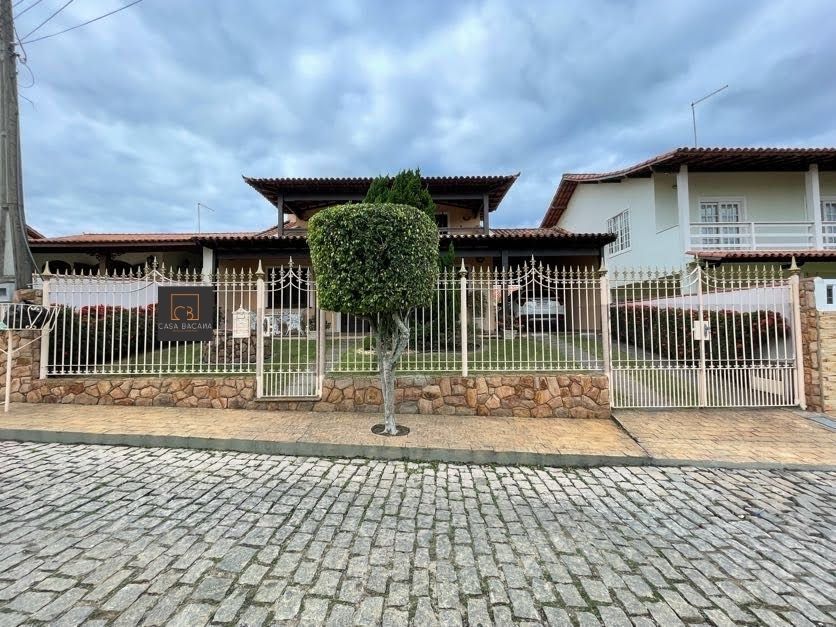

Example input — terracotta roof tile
[243,174,519,214]
[692,250,836,261]
[541,146,836,227]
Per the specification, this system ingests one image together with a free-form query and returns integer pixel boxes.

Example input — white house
[541,147,836,276]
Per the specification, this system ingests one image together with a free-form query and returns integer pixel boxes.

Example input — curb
[2,428,834,471]
[0,428,649,468]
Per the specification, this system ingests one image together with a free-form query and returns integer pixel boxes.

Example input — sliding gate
[608,265,802,409]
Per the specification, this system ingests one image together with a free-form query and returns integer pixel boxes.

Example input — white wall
[685,172,808,222]
[820,171,836,200]
[558,177,686,270]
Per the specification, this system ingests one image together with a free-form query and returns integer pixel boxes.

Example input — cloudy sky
[15,0,836,236]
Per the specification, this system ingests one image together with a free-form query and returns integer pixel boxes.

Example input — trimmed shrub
[610,305,791,363]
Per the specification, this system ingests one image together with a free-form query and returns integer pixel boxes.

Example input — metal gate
[608,265,803,409]
[256,262,322,399]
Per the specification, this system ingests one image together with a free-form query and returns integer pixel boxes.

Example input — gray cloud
[15,0,836,235]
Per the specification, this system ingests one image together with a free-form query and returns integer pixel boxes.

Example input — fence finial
[256,260,264,279]
[458,259,467,278]
[789,255,799,273]
[42,262,52,277]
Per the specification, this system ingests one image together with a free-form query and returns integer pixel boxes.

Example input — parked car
[514,297,565,331]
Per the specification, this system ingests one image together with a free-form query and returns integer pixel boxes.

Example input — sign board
[692,319,711,341]
[232,307,251,339]
[156,286,215,342]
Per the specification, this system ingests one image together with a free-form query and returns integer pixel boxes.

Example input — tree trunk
[370,313,410,434]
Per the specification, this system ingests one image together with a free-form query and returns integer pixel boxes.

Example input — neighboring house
[542,147,836,276]
[29,174,613,276]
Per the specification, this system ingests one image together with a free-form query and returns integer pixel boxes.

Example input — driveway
[0,441,834,626]
[614,408,836,468]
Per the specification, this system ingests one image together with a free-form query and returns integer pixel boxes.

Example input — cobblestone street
[0,442,834,626]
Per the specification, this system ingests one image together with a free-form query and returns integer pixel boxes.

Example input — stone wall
[316,374,609,418]
[4,369,609,418]
[800,277,836,414]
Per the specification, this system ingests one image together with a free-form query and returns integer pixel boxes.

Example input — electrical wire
[14,0,45,20]
[18,58,34,88]
[22,0,144,45]
[19,0,73,42]
[13,25,27,64]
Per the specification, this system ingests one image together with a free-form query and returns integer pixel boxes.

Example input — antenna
[197,203,216,234]
[691,84,728,147]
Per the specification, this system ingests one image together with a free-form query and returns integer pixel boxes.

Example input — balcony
[689,221,836,251]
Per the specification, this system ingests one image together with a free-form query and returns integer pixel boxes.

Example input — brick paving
[615,408,836,467]
[4,403,836,469]
[0,403,646,464]
[1,442,834,626]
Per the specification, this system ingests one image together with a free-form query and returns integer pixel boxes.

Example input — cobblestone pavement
[0,442,834,627]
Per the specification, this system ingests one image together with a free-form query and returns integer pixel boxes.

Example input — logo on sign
[157,286,215,341]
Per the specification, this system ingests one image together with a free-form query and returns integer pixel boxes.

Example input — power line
[13,0,44,19]
[12,24,26,63]
[19,0,72,41]
[22,0,144,44]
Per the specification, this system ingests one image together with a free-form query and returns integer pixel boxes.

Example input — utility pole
[0,0,34,297]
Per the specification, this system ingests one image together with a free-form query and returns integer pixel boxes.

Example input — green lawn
[329,337,585,373]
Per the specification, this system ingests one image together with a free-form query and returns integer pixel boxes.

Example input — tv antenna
[197,203,216,233]
[691,84,728,147]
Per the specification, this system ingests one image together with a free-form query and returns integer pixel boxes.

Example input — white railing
[45,265,260,376]
[325,263,604,374]
[690,221,836,251]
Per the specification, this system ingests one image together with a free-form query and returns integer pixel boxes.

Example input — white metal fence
[44,265,260,376]
[38,261,804,409]
[324,263,604,375]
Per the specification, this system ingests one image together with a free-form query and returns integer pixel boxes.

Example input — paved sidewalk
[2,403,836,469]
[614,408,836,468]
[0,403,645,467]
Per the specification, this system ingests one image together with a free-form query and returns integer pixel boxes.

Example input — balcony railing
[689,221,836,251]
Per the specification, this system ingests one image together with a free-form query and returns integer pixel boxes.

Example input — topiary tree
[362,168,435,219]
[308,203,439,434]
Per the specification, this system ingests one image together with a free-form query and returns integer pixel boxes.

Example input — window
[699,198,744,248]
[822,199,836,222]
[434,213,449,231]
[822,200,836,247]
[606,210,631,255]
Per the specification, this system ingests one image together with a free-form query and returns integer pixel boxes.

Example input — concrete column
[482,193,490,235]
[808,165,823,249]
[201,246,215,282]
[277,194,284,237]
[676,165,690,253]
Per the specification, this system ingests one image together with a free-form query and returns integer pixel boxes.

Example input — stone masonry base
[7,373,610,419]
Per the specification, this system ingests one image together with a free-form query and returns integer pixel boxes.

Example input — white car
[515,298,565,330]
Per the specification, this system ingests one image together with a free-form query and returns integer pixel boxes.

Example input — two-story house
[541,147,836,276]
[30,173,612,276]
